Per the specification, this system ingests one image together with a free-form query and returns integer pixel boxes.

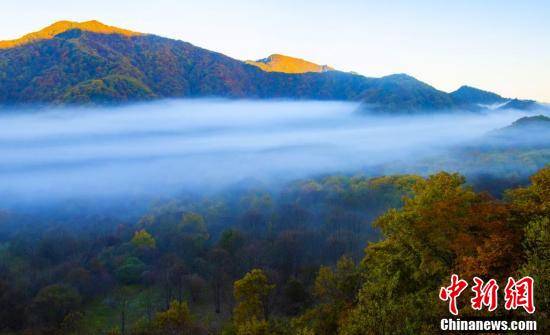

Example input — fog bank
[0,99,538,203]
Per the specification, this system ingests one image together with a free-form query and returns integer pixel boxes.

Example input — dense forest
[0,165,547,334]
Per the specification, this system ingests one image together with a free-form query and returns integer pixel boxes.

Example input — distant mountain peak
[491,115,550,142]
[453,85,499,95]
[381,73,415,80]
[0,20,142,49]
[450,85,505,105]
[498,98,539,111]
[510,115,550,127]
[245,54,334,73]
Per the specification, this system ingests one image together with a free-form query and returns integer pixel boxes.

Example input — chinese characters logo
[439,275,535,315]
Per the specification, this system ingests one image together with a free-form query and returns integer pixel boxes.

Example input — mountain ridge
[0,20,141,49]
[0,20,541,113]
[245,54,334,74]
[486,114,550,147]
[450,85,506,105]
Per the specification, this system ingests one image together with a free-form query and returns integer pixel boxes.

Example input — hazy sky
[2,0,549,102]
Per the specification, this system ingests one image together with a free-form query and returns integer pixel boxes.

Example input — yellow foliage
[235,318,270,335]
[246,54,333,74]
[233,269,275,327]
[154,300,193,334]
[0,20,142,49]
[131,229,156,249]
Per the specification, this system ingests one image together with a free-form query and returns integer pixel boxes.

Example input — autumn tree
[507,166,549,329]
[152,300,205,335]
[340,172,522,334]
[293,256,360,335]
[131,229,156,249]
[233,269,275,334]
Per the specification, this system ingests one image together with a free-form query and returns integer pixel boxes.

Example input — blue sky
[2,0,549,101]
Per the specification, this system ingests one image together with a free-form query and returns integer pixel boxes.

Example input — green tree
[293,256,360,335]
[180,212,209,239]
[31,284,81,329]
[233,269,275,334]
[115,256,146,284]
[508,166,550,329]
[520,217,549,329]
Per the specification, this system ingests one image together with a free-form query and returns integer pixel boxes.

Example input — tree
[186,273,206,303]
[508,167,550,329]
[219,229,245,256]
[180,212,209,240]
[131,229,156,249]
[208,248,232,314]
[506,165,549,221]
[152,300,203,335]
[341,172,521,334]
[31,284,81,329]
[0,278,27,331]
[293,256,360,335]
[234,319,270,335]
[177,212,210,261]
[282,278,309,316]
[233,269,275,333]
[115,256,146,284]
[520,217,549,329]
[314,256,360,306]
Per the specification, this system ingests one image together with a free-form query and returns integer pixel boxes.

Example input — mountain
[503,114,550,130]
[245,54,333,73]
[487,115,550,147]
[0,20,534,113]
[0,22,373,104]
[449,86,545,112]
[450,85,506,105]
[360,74,454,113]
[498,98,539,111]
[0,20,141,49]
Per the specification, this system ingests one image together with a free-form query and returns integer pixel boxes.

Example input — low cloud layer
[0,99,538,203]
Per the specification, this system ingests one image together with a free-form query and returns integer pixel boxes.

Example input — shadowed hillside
[450,85,506,105]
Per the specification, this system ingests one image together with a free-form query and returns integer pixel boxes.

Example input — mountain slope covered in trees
[450,85,507,105]
[0,164,547,334]
[0,21,539,113]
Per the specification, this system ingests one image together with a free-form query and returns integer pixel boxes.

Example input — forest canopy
[0,166,548,334]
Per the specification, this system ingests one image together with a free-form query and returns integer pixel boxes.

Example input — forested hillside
[0,167,547,334]
[1,21,540,113]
